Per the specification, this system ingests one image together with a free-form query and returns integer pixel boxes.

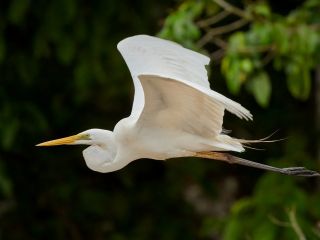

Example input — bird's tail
[235,131,285,150]
[215,131,284,152]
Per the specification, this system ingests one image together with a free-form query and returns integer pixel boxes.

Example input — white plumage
[117,35,252,122]
[37,35,320,177]
[116,35,252,155]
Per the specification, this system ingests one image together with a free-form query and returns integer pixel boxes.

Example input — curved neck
[81,128,136,173]
[82,130,120,173]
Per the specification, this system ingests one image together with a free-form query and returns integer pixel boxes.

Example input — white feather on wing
[137,75,224,138]
[117,35,210,121]
[117,35,252,136]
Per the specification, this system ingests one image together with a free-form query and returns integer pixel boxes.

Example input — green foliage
[220,134,320,239]
[223,172,317,239]
[160,0,320,107]
[223,16,319,105]
[158,0,205,49]
[249,71,271,107]
[159,1,320,239]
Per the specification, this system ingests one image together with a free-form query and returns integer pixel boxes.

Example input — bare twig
[239,44,274,54]
[197,11,230,28]
[211,37,228,49]
[287,207,306,240]
[268,214,291,227]
[211,49,225,62]
[198,18,249,47]
[212,0,250,19]
[206,18,248,37]
[261,45,276,66]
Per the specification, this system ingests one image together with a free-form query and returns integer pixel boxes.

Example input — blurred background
[0,0,320,239]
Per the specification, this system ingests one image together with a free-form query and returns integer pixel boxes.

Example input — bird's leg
[195,152,320,177]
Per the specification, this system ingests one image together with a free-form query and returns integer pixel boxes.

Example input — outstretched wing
[118,35,210,88]
[137,74,225,137]
[117,35,210,121]
[117,35,252,138]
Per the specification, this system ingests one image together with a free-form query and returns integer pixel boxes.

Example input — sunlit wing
[117,35,210,121]
[137,74,225,137]
[117,35,252,137]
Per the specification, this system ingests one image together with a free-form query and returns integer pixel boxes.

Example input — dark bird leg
[195,152,320,177]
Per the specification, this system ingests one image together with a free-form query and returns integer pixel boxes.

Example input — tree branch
[198,18,249,47]
[287,207,306,240]
[261,45,276,66]
[211,49,225,62]
[212,0,250,19]
[268,214,291,227]
[197,11,230,28]
[211,37,228,49]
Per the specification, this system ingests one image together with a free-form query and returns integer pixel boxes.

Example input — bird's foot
[281,167,320,177]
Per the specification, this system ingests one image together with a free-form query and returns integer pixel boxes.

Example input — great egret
[37,35,319,177]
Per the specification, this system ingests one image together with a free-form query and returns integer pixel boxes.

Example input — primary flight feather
[37,35,320,177]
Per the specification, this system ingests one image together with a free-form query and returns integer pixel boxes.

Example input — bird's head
[36,129,120,173]
[36,129,113,147]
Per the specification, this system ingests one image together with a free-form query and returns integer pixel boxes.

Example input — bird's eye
[80,133,91,140]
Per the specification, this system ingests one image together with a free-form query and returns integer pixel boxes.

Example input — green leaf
[249,71,271,107]
[157,0,203,47]
[228,32,246,53]
[222,56,243,94]
[248,22,272,46]
[252,222,276,240]
[304,0,320,8]
[223,218,242,240]
[296,25,319,55]
[272,22,290,54]
[231,198,254,215]
[240,58,254,73]
[252,3,271,17]
[286,63,311,100]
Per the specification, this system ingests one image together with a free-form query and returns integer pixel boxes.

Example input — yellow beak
[36,134,82,147]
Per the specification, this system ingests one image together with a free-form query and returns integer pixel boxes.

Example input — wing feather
[116,35,253,152]
[117,35,210,88]
[137,75,225,138]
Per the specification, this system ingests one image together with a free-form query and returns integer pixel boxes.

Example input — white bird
[37,35,319,177]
